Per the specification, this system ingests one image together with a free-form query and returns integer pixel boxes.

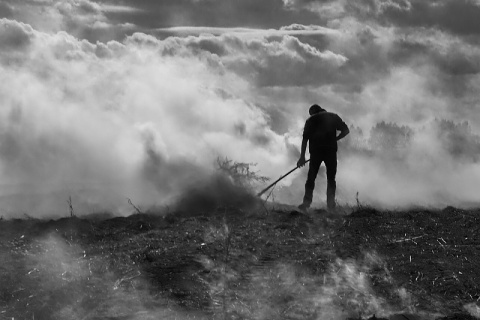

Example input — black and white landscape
[1,1,480,319]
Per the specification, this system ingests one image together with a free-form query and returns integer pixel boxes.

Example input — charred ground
[1,206,479,320]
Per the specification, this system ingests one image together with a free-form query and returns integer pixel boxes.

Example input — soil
[1,205,479,320]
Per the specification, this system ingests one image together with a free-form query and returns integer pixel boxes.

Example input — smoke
[0,19,295,217]
[1,16,480,216]
[16,233,209,319]
[172,173,260,215]
[335,119,480,208]
[197,250,422,320]
[465,303,480,318]
[8,229,430,319]
[276,118,480,209]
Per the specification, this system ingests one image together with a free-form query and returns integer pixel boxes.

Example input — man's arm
[297,119,311,168]
[297,137,308,167]
[336,127,350,141]
[336,115,350,141]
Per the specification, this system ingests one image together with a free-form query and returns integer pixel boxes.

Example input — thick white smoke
[0,19,298,217]
[1,17,480,217]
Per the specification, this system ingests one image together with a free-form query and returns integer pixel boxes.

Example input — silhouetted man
[297,104,349,211]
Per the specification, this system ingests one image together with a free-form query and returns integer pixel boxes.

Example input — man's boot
[299,186,313,210]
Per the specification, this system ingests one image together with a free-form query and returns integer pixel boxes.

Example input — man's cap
[309,104,325,115]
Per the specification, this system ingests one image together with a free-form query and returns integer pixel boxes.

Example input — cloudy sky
[1,0,480,215]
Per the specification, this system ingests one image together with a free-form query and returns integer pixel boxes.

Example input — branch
[127,198,143,215]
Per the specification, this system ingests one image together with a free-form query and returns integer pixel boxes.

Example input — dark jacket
[303,111,348,153]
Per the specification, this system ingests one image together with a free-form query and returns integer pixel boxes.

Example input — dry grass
[1,206,479,319]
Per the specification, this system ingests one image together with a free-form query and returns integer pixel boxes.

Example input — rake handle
[256,159,310,197]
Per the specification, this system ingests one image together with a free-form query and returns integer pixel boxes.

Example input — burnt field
[1,206,480,320]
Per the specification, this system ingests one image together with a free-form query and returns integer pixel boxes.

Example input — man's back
[303,111,348,152]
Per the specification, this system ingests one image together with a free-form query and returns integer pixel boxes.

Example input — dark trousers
[303,150,337,209]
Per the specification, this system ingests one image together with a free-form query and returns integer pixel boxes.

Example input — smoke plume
[1,16,480,216]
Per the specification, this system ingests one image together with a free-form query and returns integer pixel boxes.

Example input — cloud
[155,32,347,87]
[2,0,140,42]
[3,0,480,214]
[399,29,480,75]
[342,0,480,36]
[0,19,299,216]
[0,18,34,51]
[0,2,14,18]
[156,24,340,37]
[345,0,412,16]
[101,0,321,31]
[100,4,144,13]
[6,0,480,44]
[384,0,480,35]
[286,0,480,39]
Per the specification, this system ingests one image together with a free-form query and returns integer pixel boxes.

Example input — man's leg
[324,151,337,210]
[301,156,321,208]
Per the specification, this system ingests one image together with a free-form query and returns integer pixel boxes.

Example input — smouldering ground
[1,206,480,320]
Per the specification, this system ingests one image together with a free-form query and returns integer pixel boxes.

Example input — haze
[1,0,480,216]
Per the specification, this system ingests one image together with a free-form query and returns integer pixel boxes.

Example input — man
[297,104,349,211]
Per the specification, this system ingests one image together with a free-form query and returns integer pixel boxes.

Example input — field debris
[0,206,479,319]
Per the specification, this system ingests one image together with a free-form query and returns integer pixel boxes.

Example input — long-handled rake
[256,160,310,197]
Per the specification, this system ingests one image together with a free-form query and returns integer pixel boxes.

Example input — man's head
[309,104,325,115]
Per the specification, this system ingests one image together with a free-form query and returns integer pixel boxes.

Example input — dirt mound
[171,173,260,216]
